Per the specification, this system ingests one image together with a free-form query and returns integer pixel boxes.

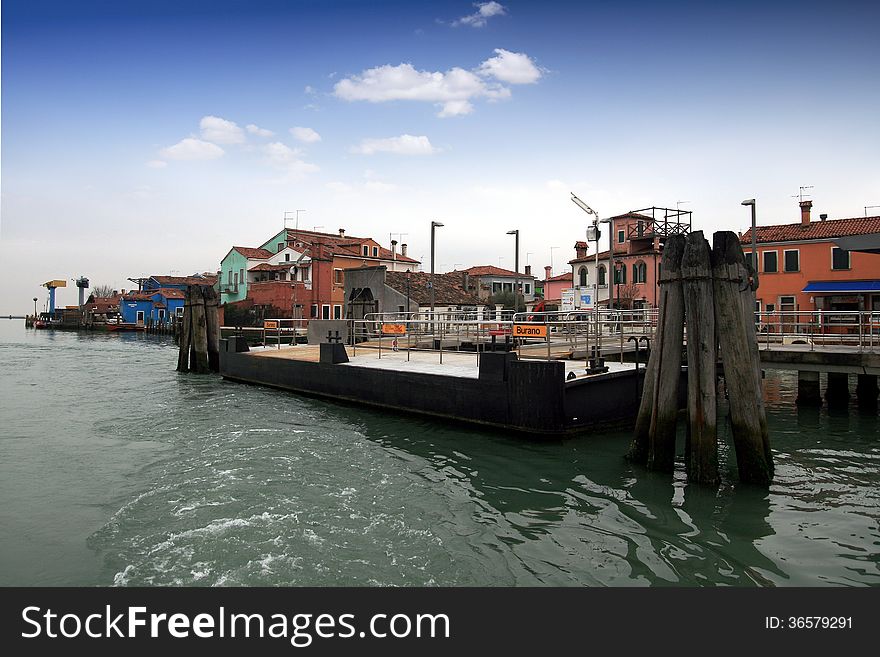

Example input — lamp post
[741,199,758,290]
[571,193,602,357]
[506,229,519,312]
[430,221,444,331]
[33,297,38,317]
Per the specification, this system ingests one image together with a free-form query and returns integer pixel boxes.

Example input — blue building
[119,288,185,325]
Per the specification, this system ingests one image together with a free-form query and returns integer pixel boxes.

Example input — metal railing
[252,309,879,359]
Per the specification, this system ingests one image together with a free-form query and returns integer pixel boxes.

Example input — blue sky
[2,0,878,311]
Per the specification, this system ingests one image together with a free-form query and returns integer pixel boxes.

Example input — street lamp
[506,229,519,312]
[33,297,38,317]
[741,199,758,290]
[574,194,602,356]
[430,221,444,330]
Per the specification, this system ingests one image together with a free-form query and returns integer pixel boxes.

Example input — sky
[2,0,878,312]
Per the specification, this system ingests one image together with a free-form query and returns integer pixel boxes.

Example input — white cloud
[478,49,542,84]
[326,181,353,193]
[363,181,397,193]
[333,50,538,117]
[452,2,507,28]
[290,126,322,143]
[159,138,224,161]
[145,160,168,168]
[262,142,319,180]
[351,134,437,156]
[246,123,274,137]
[199,115,245,144]
[304,85,317,95]
[263,142,303,165]
[438,100,474,117]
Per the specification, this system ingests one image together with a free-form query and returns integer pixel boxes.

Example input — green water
[0,321,877,586]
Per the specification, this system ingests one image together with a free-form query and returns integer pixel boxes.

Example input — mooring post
[712,231,773,484]
[825,372,850,407]
[204,286,221,373]
[189,285,210,374]
[627,234,685,470]
[796,370,822,406]
[176,287,193,372]
[682,231,718,484]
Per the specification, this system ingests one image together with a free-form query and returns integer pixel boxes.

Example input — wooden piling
[711,231,773,484]
[176,289,193,372]
[681,231,718,485]
[627,234,685,471]
[189,286,210,374]
[204,286,221,373]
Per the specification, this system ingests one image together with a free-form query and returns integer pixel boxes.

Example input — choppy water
[0,321,877,587]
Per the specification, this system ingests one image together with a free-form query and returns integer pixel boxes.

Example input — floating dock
[219,337,649,435]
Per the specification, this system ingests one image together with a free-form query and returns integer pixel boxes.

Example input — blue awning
[802,280,880,293]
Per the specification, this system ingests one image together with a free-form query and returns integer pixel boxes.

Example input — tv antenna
[284,210,307,231]
[792,186,813,202]
[865,205,880,217]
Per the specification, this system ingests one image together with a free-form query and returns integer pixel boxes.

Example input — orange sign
[381,323,406,335]
[264,320,279,329]
[513,324,547,338]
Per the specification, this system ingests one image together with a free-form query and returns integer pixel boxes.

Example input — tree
[615,284,640,309]
[488,291,525,313]
[91,284,116,298]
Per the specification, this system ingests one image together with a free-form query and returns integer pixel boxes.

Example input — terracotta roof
[545,272,572,283]
[575,240,589,249]
[233,246,274,259]
[249,263,293,272]
[151,274,217,286]
[569,246,637,264]
[458,265,534,278]
[282,229,420,264]
[122,288,185,301]
[740,216,880,245]
[384,271,483,306]
[610,211,654,221]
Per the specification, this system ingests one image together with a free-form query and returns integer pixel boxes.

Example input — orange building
[740,201,880,317]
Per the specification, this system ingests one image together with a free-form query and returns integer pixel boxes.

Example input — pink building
[541,266,572,303]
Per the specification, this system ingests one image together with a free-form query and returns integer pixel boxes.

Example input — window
[228,270,233,284]
[322,304,331,319]
[176,307,184,317]
[831,247,850,270]
[310,304,318,318]
[334,269,343,285]
[578,266,587,287]
[783,249,799,272]
[618,229,625,244]
[234,272,239,288]
[158,309,166,320]
[285,253,290,261]
[524,283,531,294]
[503,282,513,292]
[333,305,342,319]
[239,268,245,284]
[636,220,644,237]
[372,246,378,258]
[362,245,369,256]
[614,265,626,284]
[633,261,647,284]
[745,251,757,272]
[492,282,502,294]
[277,242,284,252]
[763,251,778,273]
[598,265,606,286]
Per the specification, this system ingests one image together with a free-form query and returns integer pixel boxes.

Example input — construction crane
[42,279,67,315]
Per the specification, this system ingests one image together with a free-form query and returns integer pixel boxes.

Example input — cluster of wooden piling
[177,285,220,373]
[628,231,774,485]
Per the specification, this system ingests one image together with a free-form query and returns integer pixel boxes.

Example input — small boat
[34,320,49,329]
[106,323,145,332]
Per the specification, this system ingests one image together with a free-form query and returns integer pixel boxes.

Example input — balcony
[219,283,238,294]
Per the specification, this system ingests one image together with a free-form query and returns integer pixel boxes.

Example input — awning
[802,280,880,293]
[834,233,880,254]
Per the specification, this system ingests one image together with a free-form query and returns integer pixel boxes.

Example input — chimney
[338,228,345,237]
[391,240,398,260]
[820,213,827,222]
[524,265,532,277]
[401,243,408,257]
[544,265,552,280]
[799,200,812,226]
[462,271,470,291]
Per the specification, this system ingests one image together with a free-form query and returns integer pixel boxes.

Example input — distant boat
[106,323,145,332]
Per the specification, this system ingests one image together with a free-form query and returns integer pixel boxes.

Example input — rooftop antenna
[313,225,324,232]
[865,205,880,217]
[283,210,307,231]
[525,252,534,266]
[792,186,813,202]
